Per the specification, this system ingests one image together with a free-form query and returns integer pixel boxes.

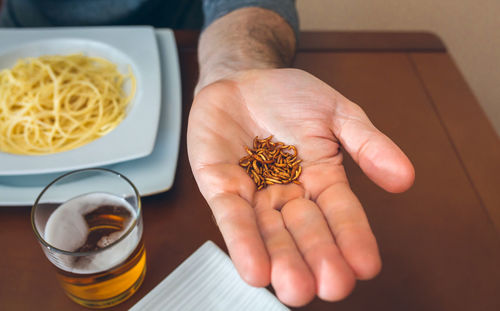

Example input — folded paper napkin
[129,241,289,311]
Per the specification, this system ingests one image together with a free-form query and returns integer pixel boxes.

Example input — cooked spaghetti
[0,54,136,155]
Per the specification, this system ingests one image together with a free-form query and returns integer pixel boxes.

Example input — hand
[187,68,415,306]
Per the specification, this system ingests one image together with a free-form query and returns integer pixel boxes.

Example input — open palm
[187,69,414,306]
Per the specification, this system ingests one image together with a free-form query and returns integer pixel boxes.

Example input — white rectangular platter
[0,29,181,206]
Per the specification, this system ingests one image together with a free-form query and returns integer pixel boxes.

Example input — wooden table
[1,31,499,311]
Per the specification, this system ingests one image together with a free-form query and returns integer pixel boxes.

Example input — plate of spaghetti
[0,29,181,205]
[0,27,161,175]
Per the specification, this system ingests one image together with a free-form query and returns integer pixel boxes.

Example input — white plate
[0,26,161,175]
[130,241,289,311]
[0,29,181,206]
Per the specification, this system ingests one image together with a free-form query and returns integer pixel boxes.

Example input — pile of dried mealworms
[239,136,302,190]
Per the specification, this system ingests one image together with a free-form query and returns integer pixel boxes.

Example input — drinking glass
[31,168,146,309]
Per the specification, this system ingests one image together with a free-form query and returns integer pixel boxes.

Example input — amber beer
[43,192,146,308]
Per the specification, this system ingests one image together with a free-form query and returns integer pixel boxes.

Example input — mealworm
[239,136,302,190]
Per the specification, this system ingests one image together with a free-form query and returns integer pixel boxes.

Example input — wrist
[195,7,296,94]
[196,52,274,94]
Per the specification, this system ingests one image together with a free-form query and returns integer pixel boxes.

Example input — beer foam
[44,192,141,274]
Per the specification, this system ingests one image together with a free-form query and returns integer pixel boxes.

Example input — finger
[281,198,356,301]
[253,182,304,211]
[255,203,316,307]
[332,99,415,193]
[316,181,382,280]
[208,193,270,287]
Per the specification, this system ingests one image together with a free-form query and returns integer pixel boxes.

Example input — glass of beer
[31,168,146,309]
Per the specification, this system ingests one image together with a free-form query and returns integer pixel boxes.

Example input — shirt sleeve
[202,0,299,40]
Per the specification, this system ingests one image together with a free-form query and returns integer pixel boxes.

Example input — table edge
[174,30,447,52]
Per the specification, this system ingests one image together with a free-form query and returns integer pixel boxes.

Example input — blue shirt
[0,0,298,39]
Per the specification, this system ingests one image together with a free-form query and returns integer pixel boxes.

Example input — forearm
[196,7,296,94]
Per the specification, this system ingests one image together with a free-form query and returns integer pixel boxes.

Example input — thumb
[332,99,415,193]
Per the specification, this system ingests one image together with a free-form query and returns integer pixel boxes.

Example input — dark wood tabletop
[1,31,499,311]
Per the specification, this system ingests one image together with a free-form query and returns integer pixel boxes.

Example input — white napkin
[129,241,289,311]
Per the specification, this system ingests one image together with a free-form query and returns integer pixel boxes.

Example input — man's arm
[196,6,296,93]
[190,1,415,307]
